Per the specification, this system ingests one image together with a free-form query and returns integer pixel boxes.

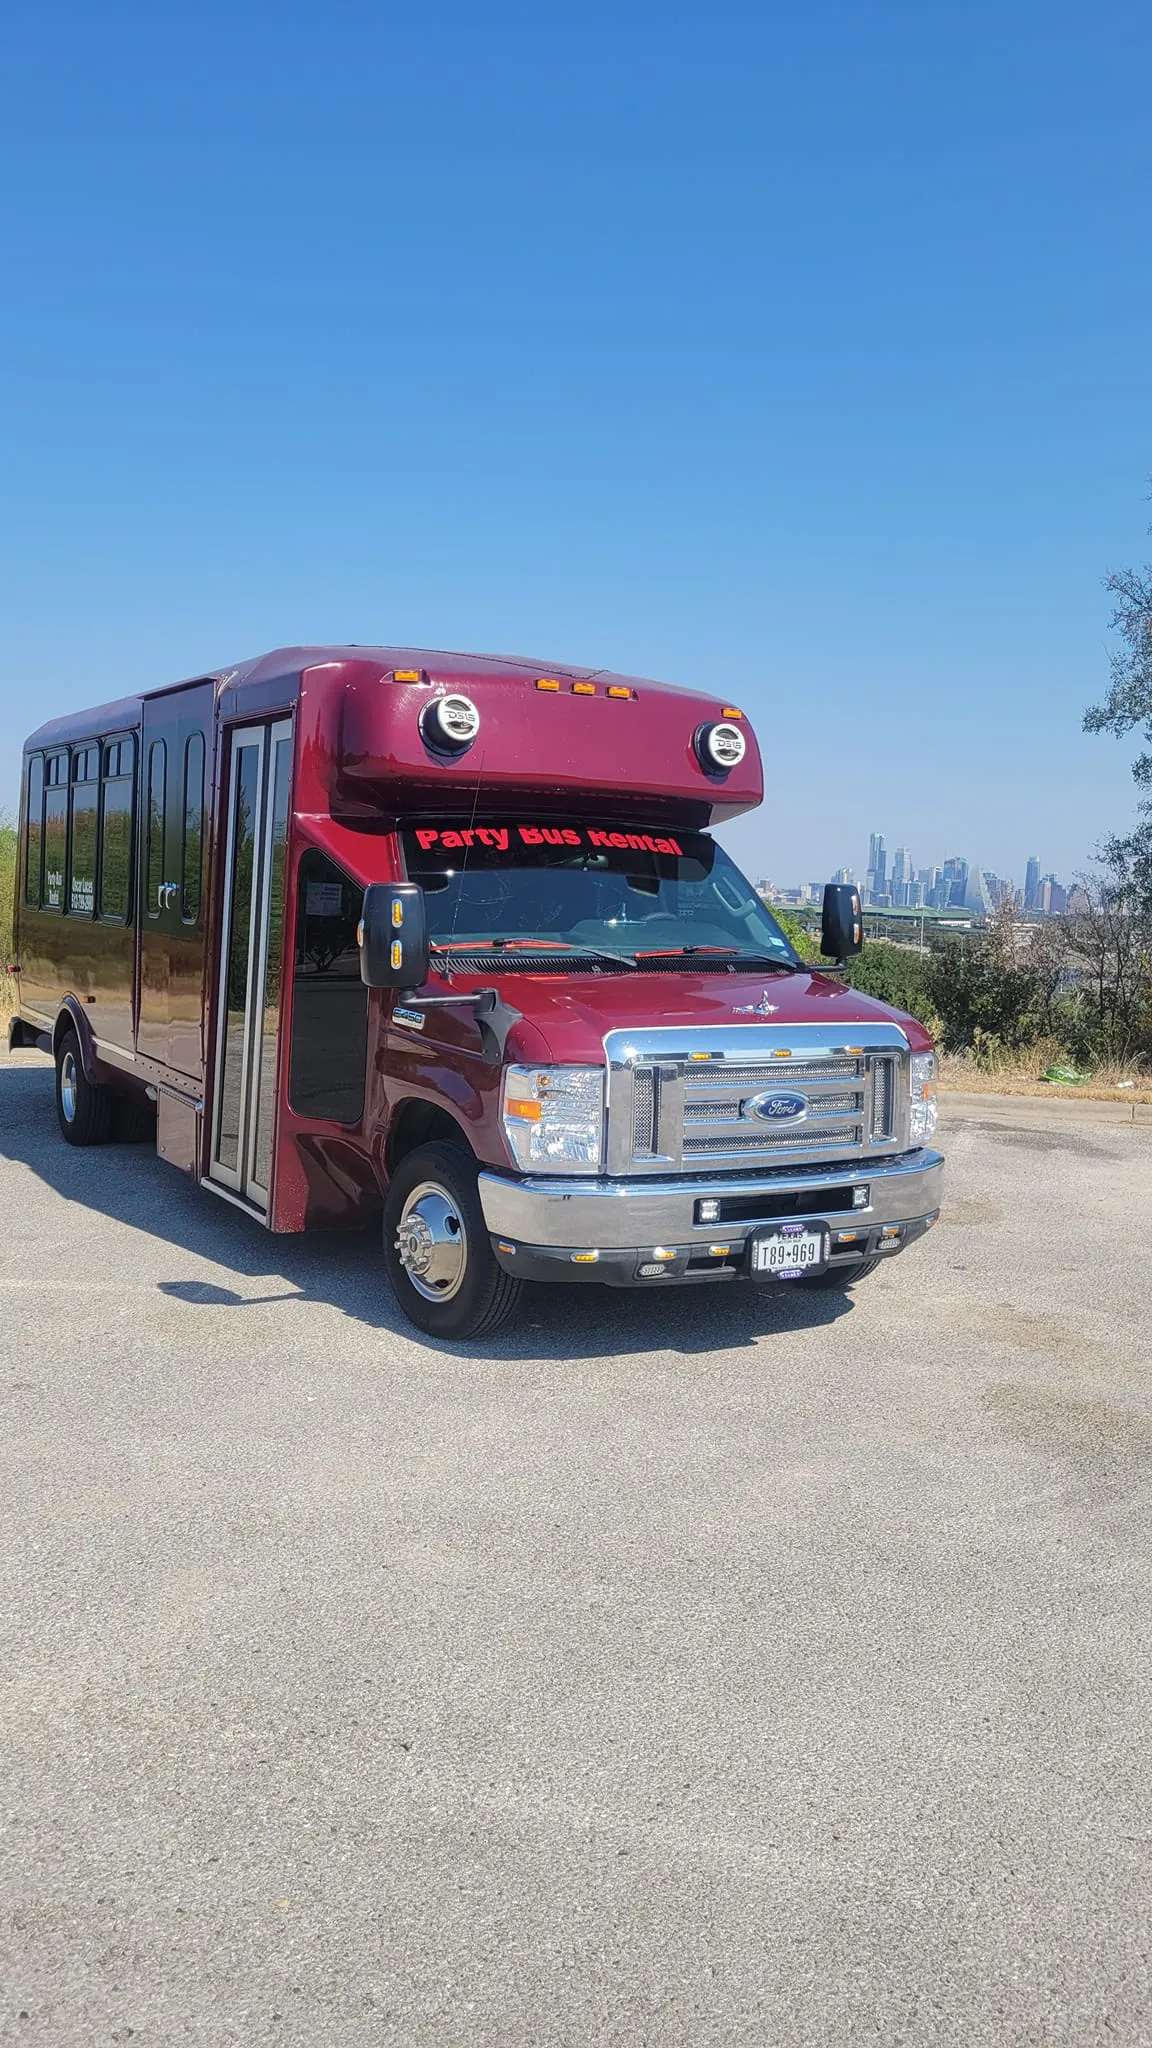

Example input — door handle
[157,881,179,910]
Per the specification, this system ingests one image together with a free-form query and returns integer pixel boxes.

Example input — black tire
[55,1028,115,1147]
[383,1141,524,1340]
[801,1256,881,1289]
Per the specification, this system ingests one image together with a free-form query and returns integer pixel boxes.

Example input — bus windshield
[400,820,800,968]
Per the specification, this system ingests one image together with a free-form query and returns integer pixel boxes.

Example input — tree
[1084,508,1152,906]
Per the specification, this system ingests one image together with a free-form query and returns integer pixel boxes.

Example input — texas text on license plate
[749,1225,828,1277]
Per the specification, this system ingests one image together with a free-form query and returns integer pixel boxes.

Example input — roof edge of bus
[20,644,744,749]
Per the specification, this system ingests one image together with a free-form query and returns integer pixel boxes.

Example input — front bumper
[478,1148,944,1285]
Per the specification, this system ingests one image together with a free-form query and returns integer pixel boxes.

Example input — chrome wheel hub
[60,1051,78,1123]
[395,1182,468,1303]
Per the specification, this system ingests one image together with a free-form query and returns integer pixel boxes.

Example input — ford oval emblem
[743,1090,807,1123]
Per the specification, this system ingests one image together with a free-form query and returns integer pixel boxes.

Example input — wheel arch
[384,1098,475,1180]
[53,998,100,1079]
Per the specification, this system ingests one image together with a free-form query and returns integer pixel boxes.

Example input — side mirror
[359,883,429,989]
[821,882,863,961]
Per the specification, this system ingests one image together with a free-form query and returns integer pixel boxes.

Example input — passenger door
[208,720,293,1210]
[136,683,215,1078]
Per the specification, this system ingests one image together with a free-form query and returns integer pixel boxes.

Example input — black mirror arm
[391,987,523,1063]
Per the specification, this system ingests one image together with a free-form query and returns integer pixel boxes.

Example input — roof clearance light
[420,693,481,753]
[393,669,421,682]
[571,682,596,695]
[722,706,744,719]
[607,686,632,699]
[535,678,561,692]
[695,721,747,773]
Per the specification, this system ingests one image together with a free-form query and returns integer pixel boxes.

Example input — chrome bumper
[477,1148,944,1251]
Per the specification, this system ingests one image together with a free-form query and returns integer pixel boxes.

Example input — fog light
[697,1198,721,1223]
[852,1185,869,1209]
[638,1262,670,1278]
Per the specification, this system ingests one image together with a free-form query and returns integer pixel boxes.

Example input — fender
[52,998,108,1085]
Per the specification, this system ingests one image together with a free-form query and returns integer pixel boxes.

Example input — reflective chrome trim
[478,1147,944,1250]
[603,1022,912,1176]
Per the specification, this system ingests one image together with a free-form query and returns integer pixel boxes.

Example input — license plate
[750,1226,827,1277]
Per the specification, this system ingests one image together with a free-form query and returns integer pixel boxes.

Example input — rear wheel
[801,1256,881,1289]
[55,1028,115,1147]
[383,1141,523,1340]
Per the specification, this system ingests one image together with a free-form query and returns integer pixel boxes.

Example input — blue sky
[1,0,1149,889]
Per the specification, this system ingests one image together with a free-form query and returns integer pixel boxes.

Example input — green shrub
[0,817,14,966]
[846,940,937,1028]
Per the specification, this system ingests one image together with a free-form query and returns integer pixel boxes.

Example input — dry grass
[939,1040,1152,1104]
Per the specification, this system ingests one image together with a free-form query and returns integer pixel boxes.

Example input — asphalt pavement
[2,1048,1150,2046]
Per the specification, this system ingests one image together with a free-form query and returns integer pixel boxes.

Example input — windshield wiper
[429,940,637,971]
[631,948,805,972]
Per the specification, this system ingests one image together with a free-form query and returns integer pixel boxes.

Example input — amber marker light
[607,685,633,699]
[390,940,402,970]
[505,1097,543,1121]
[393,669,421,682]
[391,899,404,927]
[571,681,596,695]
[535,678,561,692]
[722,706,744,718]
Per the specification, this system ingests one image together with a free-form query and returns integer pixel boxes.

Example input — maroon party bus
[9,645,943,1338]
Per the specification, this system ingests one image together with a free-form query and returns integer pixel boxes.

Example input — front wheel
[801,1256,881,1289]
[383,1142,524,1340]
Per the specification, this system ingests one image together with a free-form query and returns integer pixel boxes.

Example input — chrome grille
[604,1026,910,1176]
[631,1070,656,1156]
[684,1089,862,1121]
[871,1056,894,1140]
[684,1123,861,1156]
[694,1059,858,1086]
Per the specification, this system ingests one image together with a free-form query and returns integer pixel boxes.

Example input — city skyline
[759,828,1076,916]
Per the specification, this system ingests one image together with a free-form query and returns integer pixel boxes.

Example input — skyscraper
[866,832,886,904]
[964,863,993,916]
[1024,855,1040,911]
[943,856,968,908]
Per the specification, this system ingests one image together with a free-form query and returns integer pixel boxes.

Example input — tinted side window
[68,747,99,915]
[99,735,135,922]
[288,850,368,1123]
[24,755,44,907]
[181,733,205,924]
[146,741,166,917]
[43,753,68,911]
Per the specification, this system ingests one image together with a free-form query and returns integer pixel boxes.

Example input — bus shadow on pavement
[0,1062,856,1358]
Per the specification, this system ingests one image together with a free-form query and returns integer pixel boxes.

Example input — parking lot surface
[2,1049,1151,2046]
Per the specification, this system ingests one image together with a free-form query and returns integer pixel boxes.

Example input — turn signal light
[505,1098,543,1122]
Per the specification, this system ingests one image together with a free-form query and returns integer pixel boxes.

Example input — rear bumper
[475,1146,942,1253]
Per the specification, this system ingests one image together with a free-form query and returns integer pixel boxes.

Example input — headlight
[502,1065,605,1171]
[910,1051,938,1142]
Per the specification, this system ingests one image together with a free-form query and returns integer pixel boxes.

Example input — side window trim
[23,753,45,908]
[97,731,137,925]
[181,732,205,925]
[146,739,166,919]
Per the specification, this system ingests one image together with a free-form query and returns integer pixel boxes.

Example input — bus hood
[428,965,935,1063]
